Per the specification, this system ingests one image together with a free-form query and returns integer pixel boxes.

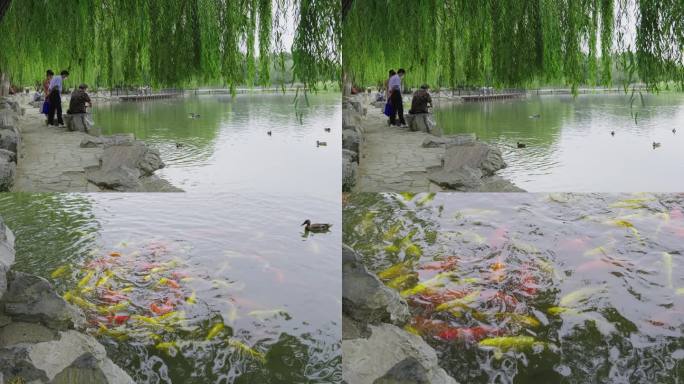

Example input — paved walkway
[12,106,103,192]
[355,104,446,192]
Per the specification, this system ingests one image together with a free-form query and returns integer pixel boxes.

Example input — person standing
[388,68,406,126]
[42,69,53,99]
[47,70,68,126]
[384,69,395,101]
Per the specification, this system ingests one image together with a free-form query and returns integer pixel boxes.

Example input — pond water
[433,93,684,192]
[93,93,341,199]
[344,192,684,384]
[0,192,341,383]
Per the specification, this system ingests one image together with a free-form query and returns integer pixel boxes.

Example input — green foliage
[343,0,683,90]
[0,0,340,88]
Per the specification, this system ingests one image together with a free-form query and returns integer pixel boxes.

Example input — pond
[0,192,341,383]
[344,192,684,384]
[93,93,341,199]
[434,93,684,192]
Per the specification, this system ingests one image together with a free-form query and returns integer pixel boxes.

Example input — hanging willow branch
[343,0,683,91]
[0,0,340,89]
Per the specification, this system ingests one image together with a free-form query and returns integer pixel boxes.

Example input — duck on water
[301,220,332,233]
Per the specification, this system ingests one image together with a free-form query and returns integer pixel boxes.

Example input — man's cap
[420,84,429,89]
[78,83,88,90]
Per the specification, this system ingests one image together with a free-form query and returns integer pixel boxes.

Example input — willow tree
[0,0,340,90]
[343,0,684,91]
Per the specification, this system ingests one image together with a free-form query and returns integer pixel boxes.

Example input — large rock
[0,126,20,154]
[422,133,476,148]
[0,110,17,130]
[64,114,95,134]
[342,324,458,384]
[342,245,410,330]
[85,142,165,191]
[442,142,506,176]
[343,128,361,154]
[406,114,437,134]
[1,271,85,331]
[0,152,16,192]
[343,150,358,192]
[0,218,15,298]
[0,322,58,346]
[80,134,135,148]
[0,330,134,384]
[428,165,483,191]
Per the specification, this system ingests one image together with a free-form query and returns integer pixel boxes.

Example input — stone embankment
[342,245,458,384]
[342,94,524,192]
[0,217,134,384]
[2,96,180,192]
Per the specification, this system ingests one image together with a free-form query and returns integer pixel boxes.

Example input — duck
[673,128,677,134]
[529,114,541,119]
[317,140,327,147]
[175,143,184,148]
[610,131,615,136]
[267,131,272,136]
[324,127,331,132]
[301,219,332,233]
[188,113,200,119]
[517,142,526,148]
[653,141,661,149]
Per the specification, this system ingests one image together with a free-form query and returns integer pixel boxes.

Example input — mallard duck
[176,143,184,148]
[610,131,615,136]
[529,114,541,119]
[302,220,331,233]
[673,128,677,134]
[517,142,526,148]
[653,142,661,149]
[188,113,200,119]
[267,131,272,136]
[317,140,327,147]
[324,127,331,132]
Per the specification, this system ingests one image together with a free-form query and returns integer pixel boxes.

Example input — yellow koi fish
[186,290,197,304]
[400,272,450,297]
[95,270,114,287]
[77,270,95,289]
[478,336,541,352]
[206,323,225,340]
[377,262,411,281]
[50,265,70,279]
[227,338,266,364]
[155,341,178,355]
[386,273,418,291]
[495,313,541,328]
[663,252,673,289]
[559,285,605,307]
[435,290,480,312]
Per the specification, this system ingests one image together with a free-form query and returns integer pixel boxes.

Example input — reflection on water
[434,93,684,191]
[0,193,341,383]
[94,93,341,200]
[344,193,684,384]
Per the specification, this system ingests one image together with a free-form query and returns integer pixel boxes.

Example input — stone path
[355,106,446,192]
[12,106,103,192]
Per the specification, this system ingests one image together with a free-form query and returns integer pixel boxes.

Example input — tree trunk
[0,73,9,96]
[343,71,352,97]
[0,0,11,22]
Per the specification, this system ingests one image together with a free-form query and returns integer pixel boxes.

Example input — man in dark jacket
[409,84,432,114]
[67,84,91,114]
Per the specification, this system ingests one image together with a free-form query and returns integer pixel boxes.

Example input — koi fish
[435,290,480,312]
[107,314,130,325]
[77,270,95,289]
[400,272,451,297]
[495,313,541,328]
[186,290,197,304]
[248,309,291,321]
[478,336,541,352]
[206,323,225,340]
[663,252,673,289]
[110,252,122,257]
[95,270,114,287]
[386,273,419,291]
[158,277,181,289]
[155,341,178,355]
[50,265,70,279]
[559,285,605,307]
[418,256,458,271]
[227,338,266,363]
[377,262,412,281]
[151,303,174,316]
